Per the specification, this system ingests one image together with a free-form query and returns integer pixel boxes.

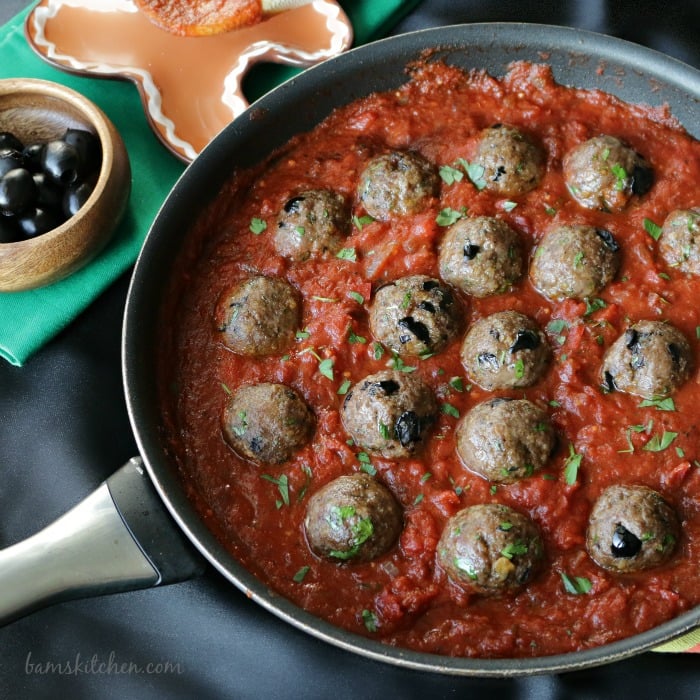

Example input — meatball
[658,207,700,275]
[602,320,693,398]
[456,398,556,483]
[341,370,438,459]
[357,150,439,220]
[219,275,300,356]
[472,124,545,197]
[529,224,621,301]
[563,135,653,212]
[369,275,462,357]
[437,504,544,594]
[222,383,314,464]
[460,311,550,390]
[438,216,524,297]
[274,189,350,261]
[304,473,403,562]
[586,484,679,572]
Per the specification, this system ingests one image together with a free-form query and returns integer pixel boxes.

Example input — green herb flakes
[293,565,310,583]
[261,473,290,508]
[336,247,357,262]
[436,207,466,226]
[348,291,365,305]
[373,342,385,360]
[563,443,582,485]
[638,396,676,412]
[362,609,378,633]
[249,217,267,235]
[643,217,663,241]
[643,430,678,452]
[560,572,592,595]
[449,376,465,392]
[353,214,375,230]
[439,164,464,185]
[441,402,460,418]
[318,358,334,380]
[457,158,487,190]
[337,378,352,395]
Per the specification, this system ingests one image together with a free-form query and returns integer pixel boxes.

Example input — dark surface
[2,1,700,698]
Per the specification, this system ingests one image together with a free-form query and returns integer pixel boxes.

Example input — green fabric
[0,1,419,366]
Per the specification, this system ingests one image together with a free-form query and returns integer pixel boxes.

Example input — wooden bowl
[0,78,131,291]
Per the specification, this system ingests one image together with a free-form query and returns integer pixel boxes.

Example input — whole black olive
[0,168,37,215]
[0,148,26,177]
[610,524,642,558]
[33,172,63,211]
[16,206,63,238]
[63,181,95,217]
[41,140,80,185]
[0,216,19,243]
[0,132,23,152]
[63,128,101,173]
[22,142,45,172]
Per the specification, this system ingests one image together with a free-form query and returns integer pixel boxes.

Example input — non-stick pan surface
[124,23,700,676]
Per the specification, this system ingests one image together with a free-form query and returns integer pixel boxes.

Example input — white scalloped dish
[25,0,353,161]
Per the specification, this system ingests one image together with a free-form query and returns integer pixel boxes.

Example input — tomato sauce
[158,62,700,658]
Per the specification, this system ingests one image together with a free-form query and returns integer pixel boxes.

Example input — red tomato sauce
[158,62,700,658]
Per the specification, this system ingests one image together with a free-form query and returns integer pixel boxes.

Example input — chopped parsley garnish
[499,521,513,531]
[352,214,375,230]
[449,376,465,392]
[373,342,385,360]
[295,225,306,237]
[457,158,487,190]
[348,329,367,344]
[610,163,628,191]
[544,205,557,216]
[436,207,466,226]
[249,217,267,235]
[501,541,528,559]
[501,200,518,212]
[388,352,417,373]
[293,565,310,583]
[439,164,464,185]
[357,451,376,476]
[563,443,582,485]
[560,572,592,595]
[441,402,460,418]
[583,298,607,316]
[638,396,676,412]
[261,473,290,508]
[232,410,247,436]
[643,218,663,241]
[221,382,232,396]
[348,290,365,305]
[336,247,357,262]
[362,609,378,632]
[413,493,424,505]
[643,430,678,452]
[337,378,352,395]
[378,422,391,440]
[513,358,525,379]
[327,506,374,560]
[312,295,338,303]
[295,328,310,340]
[318,358,335,381]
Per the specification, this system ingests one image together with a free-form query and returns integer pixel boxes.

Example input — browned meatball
[529,224,620,301]
[472,124,545,196]
[369,275,462,357]
[304,473,403,562]
[222,383,314,464]
[563,135,653,212]
[219,275,300,356]
[274,189,350,261]
[438,216,524,297]
[341,370,437,459]
[658,207,700,275]
[586,484,679,573]
[456,398,556,483]
[601,320,693,398]
[357,150,439,220]
[460,311,550,390]
[437,504,544,594]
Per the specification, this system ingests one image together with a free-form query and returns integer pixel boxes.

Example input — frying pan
[1,23,699,677]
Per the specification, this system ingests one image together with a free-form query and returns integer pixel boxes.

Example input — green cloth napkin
[0,0,421,366]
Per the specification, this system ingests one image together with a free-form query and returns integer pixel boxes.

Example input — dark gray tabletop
[1,1,700,698]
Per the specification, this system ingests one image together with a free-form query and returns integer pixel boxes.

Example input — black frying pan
[3,23,700,677]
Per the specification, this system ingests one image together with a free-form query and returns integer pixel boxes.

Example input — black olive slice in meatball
[369,275,462,357]
[601,320,693,398]
[356,150,439,220]
[222,383,314,464]
[586,484,679,572]
[274,188,350,261]
[438,216,524,297]
[341,370,438,459]
[218,275,300,356]
[530,224,621,301]
[456,398,556,483]
[658,207,700,275]
[437,504,544,594]
[304,473,403,563]
[472,124,545,197]
[563,135,653,212]
[460,310,550,390]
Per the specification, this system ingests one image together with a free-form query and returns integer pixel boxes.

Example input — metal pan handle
[0,457,205,626]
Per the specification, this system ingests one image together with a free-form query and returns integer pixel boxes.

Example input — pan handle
[0,457,205,626]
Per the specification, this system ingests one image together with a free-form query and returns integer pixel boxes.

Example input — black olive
[667,342,682,367]
[493,165,507,181]
[630,353,645,370]
[603,370,616,392]
[510,329,540,353]
[463,243,481,259]
[63,128,101,173]
[631,164,654,196]
[398,316,432,345]
[611,524,642,558]
[417,300,436,313]
[491,123,503,129]
[366,379,400,397]
[0,168,37,215]
[41,140,80,185]
[625,328,640,351]
[33,172,63,211]
[22,143,45,172]
[477,352,500,371]
[394,411,422,447]
[283,195,305,214]
[0,148,25,177]
[249,436,263,454]
[16,206,62,238]
[0,216,19,243]
[0,132,23,152]
[596,228,620,252]
[63,181,95,217]
[422,280,439,291]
